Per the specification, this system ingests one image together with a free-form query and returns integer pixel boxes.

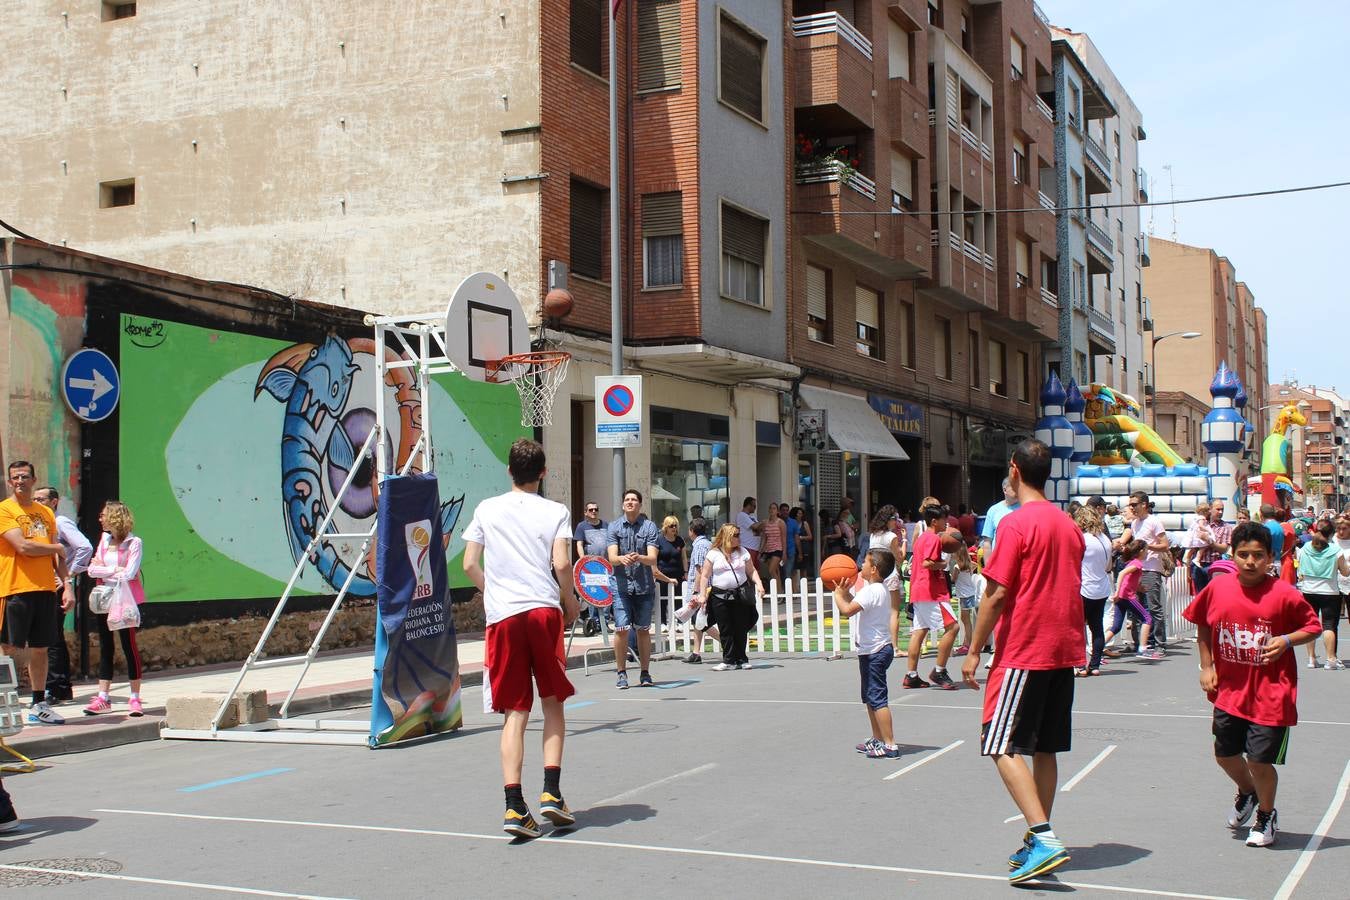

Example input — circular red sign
[602,384,635,417]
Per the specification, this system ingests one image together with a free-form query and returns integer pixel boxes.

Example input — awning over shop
[798,386,910,461]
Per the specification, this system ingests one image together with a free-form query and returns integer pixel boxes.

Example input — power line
[791,178,1350,217]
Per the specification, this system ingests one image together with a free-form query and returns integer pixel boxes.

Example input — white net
[487,352,571,428]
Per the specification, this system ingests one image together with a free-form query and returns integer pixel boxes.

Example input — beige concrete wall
[1146,237,1220,402]
[2,1,544,317]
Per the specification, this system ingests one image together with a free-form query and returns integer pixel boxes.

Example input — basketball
[543,288,574,318]
[820,553,859,587]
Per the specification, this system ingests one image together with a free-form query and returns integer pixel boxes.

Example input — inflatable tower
[1034,371,1074,506]
[1202,361,1246,525]
[1065,379,1095,484]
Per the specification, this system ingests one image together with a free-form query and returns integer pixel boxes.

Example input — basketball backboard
[444,272,529,382]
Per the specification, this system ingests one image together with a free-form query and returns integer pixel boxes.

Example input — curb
[11,647,619,760]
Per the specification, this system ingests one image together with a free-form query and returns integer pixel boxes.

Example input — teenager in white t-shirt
[463,439,579,839]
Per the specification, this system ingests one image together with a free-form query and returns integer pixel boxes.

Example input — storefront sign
[595,375,643,448]
[969,425,1032,466]
[867,394,923,437]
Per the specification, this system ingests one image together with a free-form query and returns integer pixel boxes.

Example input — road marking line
[92,808,1250,900]
[1003,813,1024,823]
[0,863,350,899]
[564,701,596,710]
[178,768,294,793]
[1061,745,1118,793]
[883,740,964,781]
[592,763,718,806]
[1272,758,1350,900]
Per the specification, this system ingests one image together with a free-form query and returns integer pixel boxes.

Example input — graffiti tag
[124,317,167,349]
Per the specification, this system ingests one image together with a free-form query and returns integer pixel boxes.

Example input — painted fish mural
[255,336,462,598]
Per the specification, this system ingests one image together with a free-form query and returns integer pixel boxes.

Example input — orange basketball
[820,553,860,587]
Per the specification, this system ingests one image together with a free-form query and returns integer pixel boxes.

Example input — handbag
[106,579,142,631]
[89,581,117,615]
[1158,551,1176,578]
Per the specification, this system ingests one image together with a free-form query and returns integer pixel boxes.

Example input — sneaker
[615,672,629,690]
[737,662,753,670]
[1227,790,1258,829]
[902,673,930,689]
[83,695,112,716]
[502,807,541,838]
[1308,657,1319,669]
[1246,808,1277,847]
[27,700,64,725]
[1009,833,1070,884]
[639,671,654,688]
[864,743,902,759]
[0,803,19,834]
[539,792,576,827]
[685,652,702,664]
[128,697,144,717]
[1144,649,1166,660]
[711,662,735,671]
[856,738,882,754]
[929,669,958,691]
[1328,659,1346,670]
[955,644,971,655]
[1008,832,1033,870]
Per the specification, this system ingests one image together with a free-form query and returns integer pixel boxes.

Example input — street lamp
[1148,330,1202,427]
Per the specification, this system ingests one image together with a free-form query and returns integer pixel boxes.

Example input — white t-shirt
[735,510,761,551]
[951,566,976,599]
[462,491,571,626]
[851,581,893,655]
[1132,514,1167,573]
[1337,538,1350,594]
[1080,532,1113,600]
[705,547,753,590]
[867,530,902,593]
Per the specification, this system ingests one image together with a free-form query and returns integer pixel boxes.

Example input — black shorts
[1304,592,1341,635]
[981,667,1074,756]
[1,591,59,649]
[761,550,783,560]
[1213,709,1289,765]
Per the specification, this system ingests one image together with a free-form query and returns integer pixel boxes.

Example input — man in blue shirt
[979,479,1021,557]
[606,489,660,689]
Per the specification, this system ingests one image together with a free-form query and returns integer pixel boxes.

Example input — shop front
[649,407,731,530]
[968,421,1029,513]
[866,393,925,515]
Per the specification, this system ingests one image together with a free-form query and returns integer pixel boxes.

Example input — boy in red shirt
[1183,521,1321,848]
[961,439,1084,884]
[903,504,963,690]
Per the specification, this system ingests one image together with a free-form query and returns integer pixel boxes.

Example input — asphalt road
[3,637,1349,899]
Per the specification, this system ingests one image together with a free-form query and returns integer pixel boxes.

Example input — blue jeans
[613,590,655,631]
[858,643,894,709]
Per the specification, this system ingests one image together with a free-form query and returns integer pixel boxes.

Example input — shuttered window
[1017,351,1030,402]
[989,338,1007,396]
[969,329,981,388]
[642,192,683,288]
[637,0,682,91]
[1016,239,1030,284]
[806,264,831,343]
[899,301,915,368]
[1010,36,1025,80]
[719,13,764,122]
[890,150,914,211]
[935,317,952,379]
[855,285,882,359]
[570,179,606,280]
[720,204,766,305]
[570,0,604,76]
[888,20,910,81]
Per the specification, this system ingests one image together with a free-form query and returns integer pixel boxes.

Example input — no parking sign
[573,555,615,608]
[595,375,642,448]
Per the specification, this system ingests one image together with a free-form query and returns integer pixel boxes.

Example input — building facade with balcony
[1269,383,1349,512]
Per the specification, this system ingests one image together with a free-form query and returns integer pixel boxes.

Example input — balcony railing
[792,12,872,60]
[1083,133,1112,181]
[1040,286,1058,307]
[1140,231,1152,266]
[1038,191,1055,211]
[1087,219,1114,255]
[1137,166,1150,201]
[1088,306,1114,337]
[1034,2,1051,29]
[796,162,876,200]
[1036,95,1054,123]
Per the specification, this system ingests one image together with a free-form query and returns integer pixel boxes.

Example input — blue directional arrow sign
[61,348,120,423]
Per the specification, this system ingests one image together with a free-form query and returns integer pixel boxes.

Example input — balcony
[1033,2,1051,29]
[1086,219,1115,271]
[793,13,874,132]
[923,230,996,313]
[1083,133,1112,194]
[888,77,928,155]
[1136,166,1150,202]
[1088,306,1116,352]
[1035,95,1054,123]
[1139,232,1152,267]
[797,164,925,279]
[1037,190,1055,211]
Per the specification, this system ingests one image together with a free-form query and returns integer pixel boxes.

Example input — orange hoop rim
[483,350,571,383]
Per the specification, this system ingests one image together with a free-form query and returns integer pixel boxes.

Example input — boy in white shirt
[832,549,902,759]
[463,439,580,838]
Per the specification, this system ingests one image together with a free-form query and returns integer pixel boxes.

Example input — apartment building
[1269,382,1350,511]
[1049,27,1149,401]
[1146,236,1269,455]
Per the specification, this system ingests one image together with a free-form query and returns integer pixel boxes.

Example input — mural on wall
[120,315,527,603]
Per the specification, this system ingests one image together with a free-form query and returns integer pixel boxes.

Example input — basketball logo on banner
[573,555,615,608]
[405,520,434,600]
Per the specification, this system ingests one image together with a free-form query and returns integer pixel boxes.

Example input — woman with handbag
[699,523,764,671]
[83,501,146,717]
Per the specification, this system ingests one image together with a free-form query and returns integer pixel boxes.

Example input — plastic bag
[106,579,141,631]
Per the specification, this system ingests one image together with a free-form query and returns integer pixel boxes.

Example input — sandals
[1074,668,1089,678]
[1088,668,1101,676]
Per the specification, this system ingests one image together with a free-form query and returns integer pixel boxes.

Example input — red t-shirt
[982,500,1085,670]
[909,530,949,602]
[1183,575,1322,726]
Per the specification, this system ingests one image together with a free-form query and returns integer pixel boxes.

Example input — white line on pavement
[1003,813,1024,823]
[592,763,718,806]
[883,740,964,781]
[1061,745,1118,793]
[93,808,1251,900]
[0,863,351,899]
[1272,758,1350,900]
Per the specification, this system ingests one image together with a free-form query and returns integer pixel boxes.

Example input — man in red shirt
[902,504,963,690]
[961,439,1084,884]
[1183,521,1321,848]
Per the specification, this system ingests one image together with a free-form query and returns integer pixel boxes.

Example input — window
[960,14,971,52]
[102,2,136,20]
[1158,413,1177,443]
[642,192,683,288]
[719,13,765,122]
[1015,239,1030,288]
[806,264,831,343]
[888,21,911,81]
[637,0,682,91]
[989,339,1007,396]
[1073,351,1087,385]
[1114,130,1121,161]
[720,203,767,305]
[927,0,943,27]
[855,285,882,359]
[969,329,980,388]
[1010,37,1025,80]
[935,317,952,380]
[570,0,604,76]
[569,179,606,280]
[651,433,730,530]
[1041,257,1056,298]
[899,301,915,368]
[1071,172,1083,211]
[1068,84,1081,129]
[99,178,136,208]
[1012,138,1027,184]
[890,150,914,211]
[1017,351,1031,402]
[1072,262,1085,303]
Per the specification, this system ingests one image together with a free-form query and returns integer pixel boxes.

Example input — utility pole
[609,3,624,505]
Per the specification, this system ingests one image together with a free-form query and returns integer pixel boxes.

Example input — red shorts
[485,606,575,713]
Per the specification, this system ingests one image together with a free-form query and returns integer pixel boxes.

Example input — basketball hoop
[484,350,571,428]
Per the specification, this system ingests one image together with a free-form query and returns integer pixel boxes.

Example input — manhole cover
[0,857,123,888]
[1074,727,1161,742]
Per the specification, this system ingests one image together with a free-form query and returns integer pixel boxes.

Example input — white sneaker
[1246,809,1277,847]
[27,700,65,726]
[1308,657,1319,669]
[1327,659,1346,670]
[711,662,735,671]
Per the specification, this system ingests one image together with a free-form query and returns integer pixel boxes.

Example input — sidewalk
[8,628,623,761]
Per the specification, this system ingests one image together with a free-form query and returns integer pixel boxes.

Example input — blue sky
[1041,0,1350,394]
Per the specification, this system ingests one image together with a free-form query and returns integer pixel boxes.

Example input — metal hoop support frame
[484,350,571,428]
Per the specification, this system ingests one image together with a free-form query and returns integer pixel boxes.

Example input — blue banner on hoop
[370,473,462,747]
